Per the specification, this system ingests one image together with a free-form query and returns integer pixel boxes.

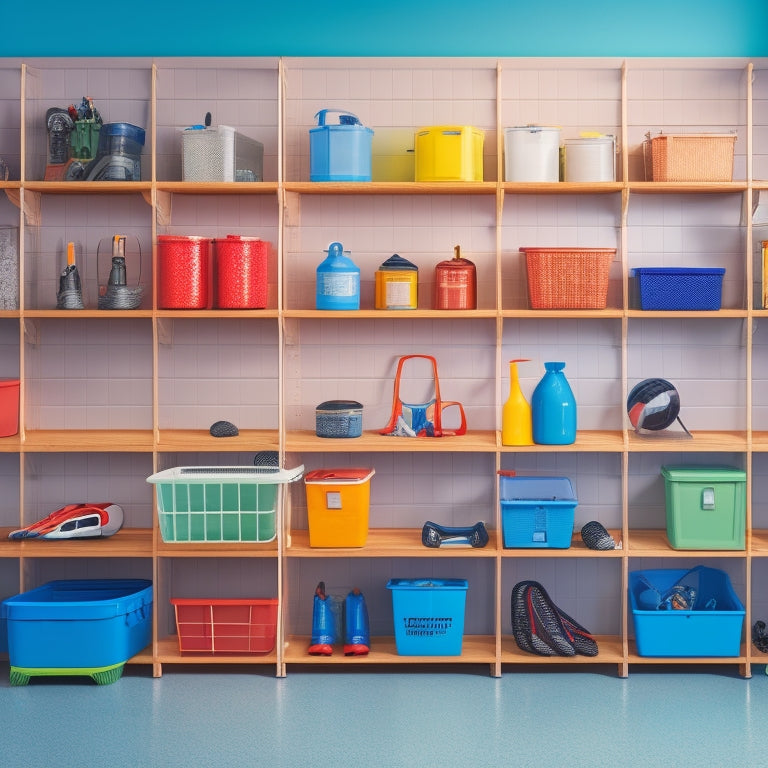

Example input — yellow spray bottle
[502,359,533,446]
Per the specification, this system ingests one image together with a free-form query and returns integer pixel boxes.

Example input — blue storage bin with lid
[1,578,152,685]
[310,109,373,181]
[499,473,577,548]
[632,267,725,310]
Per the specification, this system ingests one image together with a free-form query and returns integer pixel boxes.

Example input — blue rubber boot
[344,588,370,656]
[308,582,336,656]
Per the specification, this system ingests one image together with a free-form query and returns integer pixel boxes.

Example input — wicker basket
[643,133,736,182]
[521,247,616,309]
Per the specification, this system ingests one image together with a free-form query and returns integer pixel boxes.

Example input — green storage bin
[661,465,746,550]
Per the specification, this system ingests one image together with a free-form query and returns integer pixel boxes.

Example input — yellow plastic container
[305,468,375,547]
[415,126,484,182]
[375,254,418,310]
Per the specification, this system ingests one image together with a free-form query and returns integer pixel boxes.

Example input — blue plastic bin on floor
[387,578,468,656]
[629,567,744,657]
[1,578,152,684]
[500,475,577,548]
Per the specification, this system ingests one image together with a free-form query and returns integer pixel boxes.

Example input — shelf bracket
[23,318,39,346]
[155,190,172,227]
[156,318,173,345]
[21,190,41,227]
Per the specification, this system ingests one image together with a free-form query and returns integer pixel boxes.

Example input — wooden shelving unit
[0,56,767,681]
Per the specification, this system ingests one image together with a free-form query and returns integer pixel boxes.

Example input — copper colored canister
[434,245,477,310]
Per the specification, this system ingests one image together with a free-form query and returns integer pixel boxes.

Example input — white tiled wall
[24,318,153,430]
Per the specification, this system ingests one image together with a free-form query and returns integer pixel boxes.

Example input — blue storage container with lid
[310,110,373,181]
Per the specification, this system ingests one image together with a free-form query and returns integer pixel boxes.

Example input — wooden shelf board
[156,540,278,557]
[282,308,498,319]
[501,308,624,318]
[155,637,278,664]
[626,529,746,556]
[283,635,496,663]
[502,181,623,195]
[500,430,624,452]
[155,181,279,195]
[500,529,624,557]
[283,181,498,195]
[23,181,153,195]
[155,429,279,452]
[287,528,498,557]
[0,435,21,453]
[24,309,154,319]
[501,635,624,663]
[285,429,498,452]
[22,429,154,452]
[627,430,747,451]
[155,309,279,319]
[0,527,152,557]
[627,181,748,194]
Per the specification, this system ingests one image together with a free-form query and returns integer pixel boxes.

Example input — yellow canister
[375,253,418,310]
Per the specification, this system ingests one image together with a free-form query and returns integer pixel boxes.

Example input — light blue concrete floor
[2,662,768,767]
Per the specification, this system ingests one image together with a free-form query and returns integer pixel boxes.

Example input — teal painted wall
[2,0,767,57]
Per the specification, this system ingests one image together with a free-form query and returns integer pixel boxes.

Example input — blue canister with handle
[316,242,360,310]
[310,110,373,181]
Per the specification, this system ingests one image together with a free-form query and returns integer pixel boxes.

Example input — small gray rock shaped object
[210,420,239,437]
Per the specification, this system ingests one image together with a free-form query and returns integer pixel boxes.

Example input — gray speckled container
[0,226,18,310]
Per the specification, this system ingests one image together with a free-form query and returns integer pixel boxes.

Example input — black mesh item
[580,520,616,550]
[511,581,573,656]
[753,621,768,654]
[511,580,599,657]
[210,420,239,437]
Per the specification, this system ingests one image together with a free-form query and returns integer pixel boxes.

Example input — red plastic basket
[521,247,616,309]
[171,598,278,654]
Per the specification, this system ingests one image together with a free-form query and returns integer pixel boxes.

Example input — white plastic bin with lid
[564,135,616,182]
[504,126,560,182]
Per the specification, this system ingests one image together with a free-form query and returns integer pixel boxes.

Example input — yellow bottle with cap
[502,359,533,446]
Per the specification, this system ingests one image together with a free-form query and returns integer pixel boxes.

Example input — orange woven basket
[521,247,616,309]
[644,133,735,182]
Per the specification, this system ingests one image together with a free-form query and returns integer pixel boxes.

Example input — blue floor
[2,662,768,767]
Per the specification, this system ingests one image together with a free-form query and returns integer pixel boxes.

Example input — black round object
[580,521,616,551]
[209,420,239,437]
[626,378,681,431]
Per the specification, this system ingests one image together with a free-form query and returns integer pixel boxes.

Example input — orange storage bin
[305,468,375,547]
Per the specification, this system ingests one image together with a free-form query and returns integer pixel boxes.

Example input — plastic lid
[378,254,417,271]
[101,122,145,145]
[661,465,746,481]
[386,578,468,590]
[316,400,363,411]
[0,378,19,387]
[304,468,375,484]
